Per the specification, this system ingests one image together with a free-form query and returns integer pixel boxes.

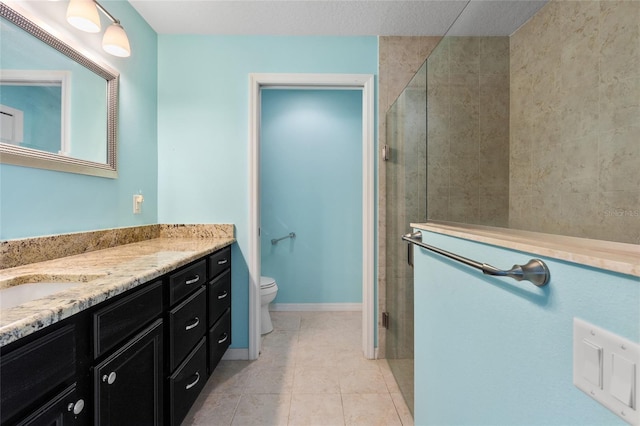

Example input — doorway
[260,89,362,309]
[248,73,375,360]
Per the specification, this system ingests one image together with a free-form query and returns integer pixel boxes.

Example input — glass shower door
[384,61,427,415]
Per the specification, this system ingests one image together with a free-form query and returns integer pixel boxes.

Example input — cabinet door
[94,319,163,426]
[15,385,86,426]
[0,324,76,424]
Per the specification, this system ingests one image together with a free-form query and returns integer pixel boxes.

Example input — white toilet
[260,276,278,334]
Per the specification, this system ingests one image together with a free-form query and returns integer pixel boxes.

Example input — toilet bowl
[260,276,278,334]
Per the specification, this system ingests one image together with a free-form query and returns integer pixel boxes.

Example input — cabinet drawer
[208,308,231,373]
[168,286,207,371]
[169,337,207,426]
[169,259,206,305]
[0,324,76,424]
[208,246,231,279]
[208,269,231,327]
[93,280,163,358]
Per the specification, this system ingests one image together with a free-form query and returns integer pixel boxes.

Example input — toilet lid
[260,276,276,289]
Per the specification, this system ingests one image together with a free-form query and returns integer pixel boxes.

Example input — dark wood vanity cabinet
[166,260,208,426]
[0,244,232,426]
[207,247,232,374]
[165,246,233,425]
[91,280,164,426]
[0,323,86,426]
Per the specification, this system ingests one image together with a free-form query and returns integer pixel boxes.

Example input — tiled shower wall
[426,37,511,226]
[510,0,640,244]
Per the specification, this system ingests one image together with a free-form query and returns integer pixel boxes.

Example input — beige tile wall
[510,0,640,244]
[426,36,511,226]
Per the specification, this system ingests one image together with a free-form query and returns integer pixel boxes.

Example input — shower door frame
[248,73,376,360]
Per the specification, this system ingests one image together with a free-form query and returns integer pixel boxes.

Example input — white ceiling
[128,0,548,37]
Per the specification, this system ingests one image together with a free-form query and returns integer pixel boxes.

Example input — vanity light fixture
[66,0,131,57]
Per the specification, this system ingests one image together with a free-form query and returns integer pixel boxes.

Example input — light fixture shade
[66,0,101,33]
[102,23,131,57]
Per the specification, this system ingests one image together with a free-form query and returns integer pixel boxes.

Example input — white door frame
[248,73,375,360]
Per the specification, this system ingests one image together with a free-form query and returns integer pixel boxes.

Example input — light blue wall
[0,2,158,240]
[157,35,378,348]
[413,230,640,425]
[260,89,362,304]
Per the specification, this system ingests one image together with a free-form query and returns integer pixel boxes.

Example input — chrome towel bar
[402,231,550,287]
[271,232,296,245]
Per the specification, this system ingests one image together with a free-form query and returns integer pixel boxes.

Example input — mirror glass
[391,0,640,245]
[0,3,118,178]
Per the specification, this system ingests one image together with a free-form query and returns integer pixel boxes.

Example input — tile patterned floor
[183,311,414,426]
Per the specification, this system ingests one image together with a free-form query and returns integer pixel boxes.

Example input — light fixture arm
[66,0,131,57]
[94,1,119,24]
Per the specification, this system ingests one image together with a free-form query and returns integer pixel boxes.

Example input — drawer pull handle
[185,371,200,390]
[217,259,228,265]
[185,317,200,331]
[185,275,200,285]
[102,372,117,385]
[218,333,228,344]
[217,291,228,300]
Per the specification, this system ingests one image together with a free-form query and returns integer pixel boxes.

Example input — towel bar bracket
[271,232,296,245]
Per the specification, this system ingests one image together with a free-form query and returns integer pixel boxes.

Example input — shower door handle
[404,231,421,267]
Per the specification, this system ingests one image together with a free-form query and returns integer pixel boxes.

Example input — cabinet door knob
[218,333,228,344]
[185,317,200,331]
[185,275,200,285]
[217,291,228,300]
[102,372,117,385]
[185,371,200,390]
[67,399,85,415]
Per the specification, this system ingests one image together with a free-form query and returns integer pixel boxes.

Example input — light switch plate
[574,318,639,425]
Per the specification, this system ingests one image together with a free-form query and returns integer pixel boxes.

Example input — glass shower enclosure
[383,0,553,413]
[384,61,427,415]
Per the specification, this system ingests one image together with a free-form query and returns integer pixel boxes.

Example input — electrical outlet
[133,194,144,214]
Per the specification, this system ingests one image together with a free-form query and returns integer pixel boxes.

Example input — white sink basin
[0,282,84,310]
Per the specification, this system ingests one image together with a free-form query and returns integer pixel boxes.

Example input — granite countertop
[0,236,235,347]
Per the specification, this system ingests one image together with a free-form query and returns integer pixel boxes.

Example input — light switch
[611,353,636,408]
[574,318,640,425]
[583,339,602,388]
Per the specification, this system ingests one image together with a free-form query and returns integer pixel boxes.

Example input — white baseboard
[270,303,362,312]
[221,348,249,360]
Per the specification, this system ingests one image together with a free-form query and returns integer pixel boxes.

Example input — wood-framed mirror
[0,2,118,178]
